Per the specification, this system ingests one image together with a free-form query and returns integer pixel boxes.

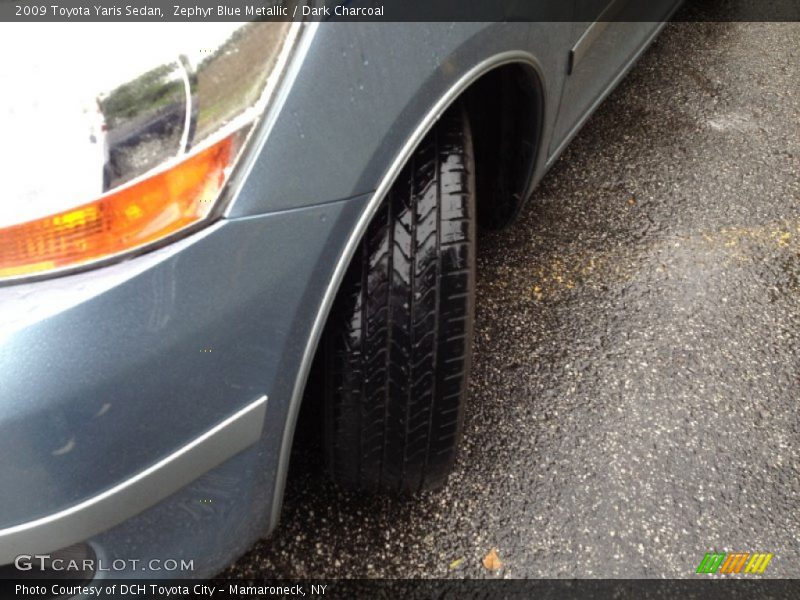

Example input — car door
[548,0,679,158]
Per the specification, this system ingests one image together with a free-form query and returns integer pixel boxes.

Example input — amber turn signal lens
[0,135,235,280]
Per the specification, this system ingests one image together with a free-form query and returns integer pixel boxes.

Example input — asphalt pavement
[224,15,800,579]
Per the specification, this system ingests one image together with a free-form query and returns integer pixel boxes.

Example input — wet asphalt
[224,16,800,579]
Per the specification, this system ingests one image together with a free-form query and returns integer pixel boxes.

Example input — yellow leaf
[449,557,464,570]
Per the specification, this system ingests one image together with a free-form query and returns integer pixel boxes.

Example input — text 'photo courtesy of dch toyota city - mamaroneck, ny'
[0,0,798,598]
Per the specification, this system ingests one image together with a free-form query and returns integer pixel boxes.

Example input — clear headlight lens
[0,22,300,281]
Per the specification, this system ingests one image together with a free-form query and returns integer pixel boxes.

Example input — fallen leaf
[482,548,502,570]
[449,557,464,570]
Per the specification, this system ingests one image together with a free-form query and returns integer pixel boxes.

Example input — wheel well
[272,59,546,525]
[462,63,544,229]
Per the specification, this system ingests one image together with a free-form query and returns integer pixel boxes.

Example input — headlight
[0,22,300,281]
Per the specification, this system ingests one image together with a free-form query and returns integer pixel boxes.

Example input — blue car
[0,7,679,580]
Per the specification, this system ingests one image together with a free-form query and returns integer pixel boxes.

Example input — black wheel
[322,105,476,494]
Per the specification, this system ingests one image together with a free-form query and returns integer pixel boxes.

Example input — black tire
[323,105,476,494]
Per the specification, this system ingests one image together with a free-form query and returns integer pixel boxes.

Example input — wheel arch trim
[270,49,547,526]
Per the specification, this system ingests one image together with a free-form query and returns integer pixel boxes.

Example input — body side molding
[0,395,267,565]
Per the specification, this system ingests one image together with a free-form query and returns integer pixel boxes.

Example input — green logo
[696,552,773,575]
